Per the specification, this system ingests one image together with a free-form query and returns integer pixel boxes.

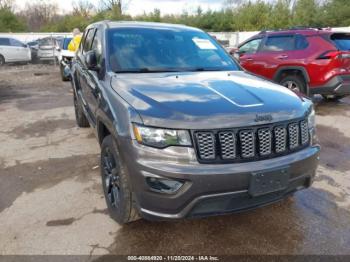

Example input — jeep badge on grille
[255,114,273,122]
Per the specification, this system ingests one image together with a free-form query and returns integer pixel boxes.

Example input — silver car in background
[37,37,60,62]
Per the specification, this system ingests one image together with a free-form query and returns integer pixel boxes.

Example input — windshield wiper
[189,67,228,72]
[114,67,230,73]
[114,68,182,73]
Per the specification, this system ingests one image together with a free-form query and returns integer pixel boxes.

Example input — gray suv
[70,21,320,224]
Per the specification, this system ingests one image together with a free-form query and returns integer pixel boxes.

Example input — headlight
[307,107,315,129]
[133,124,192,148]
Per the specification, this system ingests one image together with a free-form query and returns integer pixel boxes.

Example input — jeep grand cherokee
[70,21,320,224]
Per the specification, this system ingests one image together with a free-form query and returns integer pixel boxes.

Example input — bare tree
[20,1,58,31]
[0,0,13,10]
[225,0,244,7]
[98,0,131,14]
[73,0,95,18]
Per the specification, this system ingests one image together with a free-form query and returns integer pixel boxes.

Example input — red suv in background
[233,28,350,100]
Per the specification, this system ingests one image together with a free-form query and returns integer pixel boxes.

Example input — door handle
[277,55,288,60]
[245,58,254,61]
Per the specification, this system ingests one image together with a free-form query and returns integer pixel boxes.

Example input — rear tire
[280,75,307,95]
[0,55,5,66]
[73,92,89,128]
[60,63,70,81]
[101,135,140,225]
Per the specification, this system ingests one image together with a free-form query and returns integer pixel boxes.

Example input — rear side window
[330,33,350,51]
[295,34,309,50]
[0,38,10,46]
[239,38,262,54]
[262,35,295,52]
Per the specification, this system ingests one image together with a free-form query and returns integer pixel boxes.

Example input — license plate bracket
[249,167,290,197]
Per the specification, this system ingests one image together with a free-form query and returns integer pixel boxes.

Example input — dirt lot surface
[0,65,349,256]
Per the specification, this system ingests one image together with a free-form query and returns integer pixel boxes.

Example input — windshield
[331,33,350,51]
[107,27,240,73]
[39,38,55,46]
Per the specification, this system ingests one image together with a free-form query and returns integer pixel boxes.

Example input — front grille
[194,119,309,163]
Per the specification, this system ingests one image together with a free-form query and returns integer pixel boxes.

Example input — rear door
[76,28,97,125]
[254,34,298,79]
[256,34,308,79]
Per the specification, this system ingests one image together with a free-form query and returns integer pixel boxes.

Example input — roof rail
[288,26,323,30]
[258,27,328,35]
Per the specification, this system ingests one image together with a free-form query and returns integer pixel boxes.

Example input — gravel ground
[0,64,349,257]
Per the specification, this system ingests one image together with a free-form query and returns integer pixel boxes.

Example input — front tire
[0,55,5,66]
[101,135,140,224]
[60,63,70,81]
[280,75,307,95]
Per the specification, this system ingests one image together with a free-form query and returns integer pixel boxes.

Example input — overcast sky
[16,0,226,16]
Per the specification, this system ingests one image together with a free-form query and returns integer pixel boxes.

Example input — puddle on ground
[0,154,99,213]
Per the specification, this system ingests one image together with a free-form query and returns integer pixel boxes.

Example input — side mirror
[85,50,98,71]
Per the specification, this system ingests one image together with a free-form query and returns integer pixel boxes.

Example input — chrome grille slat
[288,123,300,149]
[258,128,272,156]
[195,132,216,160]
[239,130,255,158]
[195,119,309,162]
[300,121,309,145]
[219,131,236,159]
[274,126,287,153]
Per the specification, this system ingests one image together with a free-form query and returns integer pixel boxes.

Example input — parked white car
[0,37,31,65]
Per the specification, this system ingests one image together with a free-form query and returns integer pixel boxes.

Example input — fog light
[146,177,184,194]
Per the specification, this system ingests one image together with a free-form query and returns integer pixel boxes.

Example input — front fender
[95,81,143,144]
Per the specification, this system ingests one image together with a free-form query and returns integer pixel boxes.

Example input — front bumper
[311,75,350,95]
[120,138,320,220]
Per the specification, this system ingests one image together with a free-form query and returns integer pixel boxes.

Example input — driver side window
[10,38,25,47]
[91,28,102,66]
[239,38,262,54]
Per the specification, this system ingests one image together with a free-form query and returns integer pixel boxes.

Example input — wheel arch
[0,53,5,64]
[273,66,310,84]
[97,119,112,145]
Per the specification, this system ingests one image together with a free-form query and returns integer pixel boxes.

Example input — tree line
[0,0,350,33]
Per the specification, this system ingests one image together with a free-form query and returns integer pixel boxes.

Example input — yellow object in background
[68,35,82,52]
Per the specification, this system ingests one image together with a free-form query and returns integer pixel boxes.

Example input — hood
[111,71,312,129]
